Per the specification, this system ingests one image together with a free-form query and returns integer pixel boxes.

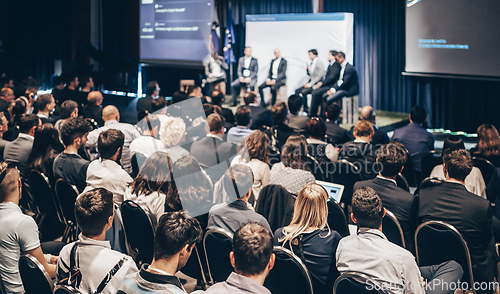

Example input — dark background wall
[0,0,499,133]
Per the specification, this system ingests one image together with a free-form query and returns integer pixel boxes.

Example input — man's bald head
[0,88,14,103]
[102,105,119,122]
[88,91,103,106]
[361,106,376,124]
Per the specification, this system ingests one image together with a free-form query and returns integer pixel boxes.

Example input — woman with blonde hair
[471,124,500,167]
[160,117,189,162]
[275,183,341,294]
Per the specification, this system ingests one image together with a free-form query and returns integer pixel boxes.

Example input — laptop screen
[316,180,344,203]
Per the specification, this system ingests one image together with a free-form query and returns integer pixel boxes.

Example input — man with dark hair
[337,187,463,294]
[349,106,390,147]
[324,52,359,105]
[24,78,40,100]
[83,129,132,205]
[35,94,56,124]
[54,117,93,192]
[340,120,378,180]
[265,102,296,151]
[392,105,435,172]
[117,212,203,294]
[82,91,104,127]
[61,75,80,105]
[295,49,325,112]
[325,103,349,144]
[137,80,160,115]
[354,142,416,250]
[80,76,94,93]
[205,223,275,294]
[227,106,253,145]
[309,50,341,117]
[231,46,259,106]
[419,149,496,286]
[51,76,65,104]
[54,100,79,131]
[287,94,309,133]
[0,114,8,161]
[211,90,235,126]
[187,84,203,99]
[56,188,137,293]
[208,164,272,234]
[0,87,15,121]
[130,114,164,158]
[1,76,14,89]
[258,48,287,107]
[244,92,273,130]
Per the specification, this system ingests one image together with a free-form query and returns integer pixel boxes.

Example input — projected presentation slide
[246,13,354,97]
[406,0,500,77]
[140,0,214,65]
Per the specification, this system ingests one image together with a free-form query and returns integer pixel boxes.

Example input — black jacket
[255,184,295,233]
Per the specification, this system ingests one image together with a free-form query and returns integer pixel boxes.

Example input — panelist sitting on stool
[324,51,359,105]
[231,46,258,107]
[295,49,325,113]
[258,48,287,107]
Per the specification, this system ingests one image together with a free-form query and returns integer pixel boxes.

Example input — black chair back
[180,245,208,287]
[0,273,7,294]
[29,170,63,225]
[53,285,81,294]
[327,199,349,238]
[414,177,444,197]
[131,153,148,178]
[264,247,314,294]
[333,272,385,294]
[326,160,363,206]
[120,200,155,265]
[307,154,325,181]
[401,150,420,187]
[55,179,80,243]
[395,173,410,192]
[255,184,295,232]
[415,221,473,290]
[18,254,53,294]
[203,228,233,284]
[420,151,442,180]
[382,209,406,248]
[473,157,495,187]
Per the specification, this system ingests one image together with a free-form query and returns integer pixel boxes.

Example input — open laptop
[316,180,344,203]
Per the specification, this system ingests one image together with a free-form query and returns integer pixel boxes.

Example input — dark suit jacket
[349,125,390,147]
[419,181,496,283]
[220,107,235,125]
[237,57,258,83]
[248,105,273,130]
[288,114,309,134]
[60,88,80,105]
[487,167,500,219]
[392,122,435,171]
[325,121,350,145]
[190,136,237,183]
[322,62,341,87]
[136,95,155,114]
[0,98,11,121]
[82,104,104,127]
[0,138,8,161]
[354,177,416,251]
[267,58,287,85]
[334,63,359,96]
[339,141,378,180]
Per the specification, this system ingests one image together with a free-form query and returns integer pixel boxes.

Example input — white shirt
[129,135,164,158]
[123,188,166,224]
[271,57,282,79]
[83,159,133,205]
[210,57,223,77]
[310,57,318,73]
[337,60,348,87]
[244,56,252,69]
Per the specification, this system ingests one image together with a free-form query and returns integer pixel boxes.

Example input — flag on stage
[223,7,236,64]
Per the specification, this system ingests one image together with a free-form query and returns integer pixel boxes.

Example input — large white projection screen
[245,13,354,103]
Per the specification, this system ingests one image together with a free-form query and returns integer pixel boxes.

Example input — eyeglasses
[0,162,18,184]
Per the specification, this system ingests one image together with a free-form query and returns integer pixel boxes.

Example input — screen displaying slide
[405,0,500,77]
[246,13,354,97]
[140,0,214,65]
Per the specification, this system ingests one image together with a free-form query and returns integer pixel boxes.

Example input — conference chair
[264,247,314,294]
[55,179,80,243]
[180,245,209,289]
[53,285,81,294]
[203,228,234,284]
[414,177,444,197]
[327,199,349,238]
[307,154,325,181]
[0,274,7,294]
[18,254,53,294]
[395,173,410,192]
[28,170,63,228]
[473,157,495,188]
[120,200,155,265]
[255,184,296,232]
[326,160,363,219]
[401,150,420,187]
[382,209,406,248]
[420,151,442,180]
[415,221,474,293]
[333,272,385,294]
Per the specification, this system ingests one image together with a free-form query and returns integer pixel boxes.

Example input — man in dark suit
[258,48,287,107]
[419,149,496,286]
[190,113,237,182]
[325,103,349,145]
[324,51,359,105]
[295,49,325,113]
[354,142,416,252]
[287,94,309,134]
[309,50,341,117]
[349,106,390,148]
[136,80,164,119]
[60,75,80,105]
[35,94,56,124]
[82,91,104,127]
[0,113,8,161]
[0,88,15,121]
[231,46,258,106]
[244,92,273,130]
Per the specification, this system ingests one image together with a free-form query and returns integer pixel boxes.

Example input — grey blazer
[237,57,259,82]
[204,55,229,83]
[4,134,34,175]
[308,58,325,86]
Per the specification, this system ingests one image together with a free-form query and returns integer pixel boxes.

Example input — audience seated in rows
[431,136,486,198]
[54,100,79,132]
[130,114,164,158]
[205,223,275,294]
[337,187,463,294]
[208,164,272,234]
[27,123,63,185]
[340,120,378,180]
[160,117,189,163]
[324,103,350,145]
[245,92,273,131]
[86,105,140,174]
[227,106,253,145]
[275,183,341,294]
[82,91,104,127]
[56,188,138,294]
[265,102,296,152]
[306,117,337,165]
[349,106,390,147]
[269,135,315,195]
[117,212,203,294]
[470,124,500,167]
[35,94,56,124]
[392,105,435,172]
[287,94,309,134]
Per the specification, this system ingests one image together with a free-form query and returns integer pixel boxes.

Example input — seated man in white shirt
[336,187,462,294]
[130,114,164,158]
[83,129,133,205]
[56,188,138,294]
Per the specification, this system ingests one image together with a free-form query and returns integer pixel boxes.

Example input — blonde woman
[274,183,341,294]
[160,117,189,162]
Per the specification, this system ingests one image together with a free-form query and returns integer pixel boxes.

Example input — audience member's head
[353,120,374,140]
[145,81,159,97]
[475,124,500,157]
[271,102,288,125]
[9,97,28,124]
[172,91,188,104]
[231,223,275,279]
[17,113,40,135]
[60,100,79,119]
[98,129,125,160]
[160,117,186,147]
[153,212,203,271]
[443,136,465,153]
[102,105,120,122]
[306,117,326,140]
[211,90,225,106]
[1,76,14,89]
[376,142,407,178]
[140,114,161,137]
[281,134,309,171]
[80,76,94,90]
[187,85,202,97]
[130,151,173,197]
[26,78,40,94]
[75,188,114,238]
[206,113,225,135]
[410,105,427,124]
[0,161,21,203]
[244,130,269,163]
[443,149,473,182]
[27,124,61,173]
[87,91,103,106]
[60,117,93,148]
[223,164,254,203]
[64,75,78,89]
[352,186,385,229]
[52,76,64,90]
[244,92,257,105]
[235,106,252,127]
[0,113,8,136]
[360,106,376,124]
[35,94,55,113]
[326,103,342,122]
[203,103,221,118]
[0,88,15,103]
[288,94,303,115]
